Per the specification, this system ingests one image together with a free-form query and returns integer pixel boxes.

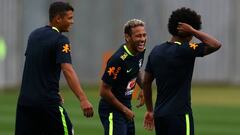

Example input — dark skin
[49,10,73,32]
[100,72,144,120]
[100,25,147,120]
[50,10,94,118]
[135,70,145,108]
[125,26,147,55]
[176,22,221,55]
[143,22,221,130]
[126,26,147,108]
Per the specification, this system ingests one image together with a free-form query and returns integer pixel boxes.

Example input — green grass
[0,85,240,135]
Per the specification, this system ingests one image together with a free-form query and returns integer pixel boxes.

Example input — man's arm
[143,71,154,112]
[61,63,93,117]
[136,71,145,108]
[143,71,154,130]
[177,22,222,55]
[136,70,143,89]
[100,81,134,120]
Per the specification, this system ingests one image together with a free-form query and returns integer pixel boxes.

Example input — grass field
[0,85,240,135]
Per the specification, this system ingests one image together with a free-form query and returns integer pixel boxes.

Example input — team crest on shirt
[62,44,71,53]
[120,52,128,60]
[125,78,136,96]
[107,66,121,79]
[189,42,198,50]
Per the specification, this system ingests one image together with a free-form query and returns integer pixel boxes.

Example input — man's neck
[49,22,61,32]
[125,43,137,56]
[170,36,191,43]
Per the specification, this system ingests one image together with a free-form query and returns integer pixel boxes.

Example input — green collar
[123,45,134,56]
[174,41,182,45]
[52,27,60,32]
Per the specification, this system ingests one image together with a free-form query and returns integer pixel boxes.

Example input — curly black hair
[168,7,202,37]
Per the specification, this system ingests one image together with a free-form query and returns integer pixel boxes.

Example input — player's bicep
[187,42,206,57]
[145,54,154,74]
[136,71,144,89]
[101,58,123,86]
[100,81,112,97]
[56,36,72,64]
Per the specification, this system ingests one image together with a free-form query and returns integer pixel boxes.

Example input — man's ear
[125,34,130,42]
[55,15,62,23]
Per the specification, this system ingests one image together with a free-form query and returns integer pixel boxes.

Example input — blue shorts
[15,104,73,135]
[98,104,135,135]
[154,113,194,135]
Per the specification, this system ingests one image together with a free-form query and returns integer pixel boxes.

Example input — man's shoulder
[57,33,69,42]
[31,26,67,38]
[31,26,50,33]
[109,52,124,64]
[30,26,52,37]
[110,46,127,61]
[155,42,168,48]
[150,43,166,54]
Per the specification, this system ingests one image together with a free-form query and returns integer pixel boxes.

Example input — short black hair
[49,1,74,22]
[168,7,201,37]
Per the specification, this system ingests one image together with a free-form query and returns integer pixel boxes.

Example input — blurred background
[0,0,240,135]
[1,0,240,86]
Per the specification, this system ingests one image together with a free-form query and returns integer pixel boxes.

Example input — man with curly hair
[143,7,221,135]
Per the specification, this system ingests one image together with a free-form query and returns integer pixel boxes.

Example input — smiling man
[15,2,93,135]
[98,19,147,135]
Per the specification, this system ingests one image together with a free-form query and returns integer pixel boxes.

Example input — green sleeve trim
[0,37,7,61]
[108,112,113,135]
[185,114,190,135]
[59,106,69,135]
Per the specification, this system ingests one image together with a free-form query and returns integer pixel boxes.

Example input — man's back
[18,26,71,106]
[143,8,221,134]
[146,41,205,116]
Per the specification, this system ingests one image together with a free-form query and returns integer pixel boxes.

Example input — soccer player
[98,19,147,135]
[143,7,221,135]
[15,2,93,135]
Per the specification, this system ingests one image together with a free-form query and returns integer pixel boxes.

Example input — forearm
[143,71,154,112]
[178,22,221,53]
[192,29,221,49]
[100,83,129,113]
[143,85,153,112]
[62,64,88,102]
[136,71,143,89]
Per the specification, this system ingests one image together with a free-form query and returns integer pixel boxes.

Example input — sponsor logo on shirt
[62,44,71,53]
[107,66,121,79]
[125,78,136,96]
[126,68,132,73]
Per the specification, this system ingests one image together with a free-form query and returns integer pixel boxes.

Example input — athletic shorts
[154,113,194,135]
[98,106,135,135]
[15,104,74,135]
